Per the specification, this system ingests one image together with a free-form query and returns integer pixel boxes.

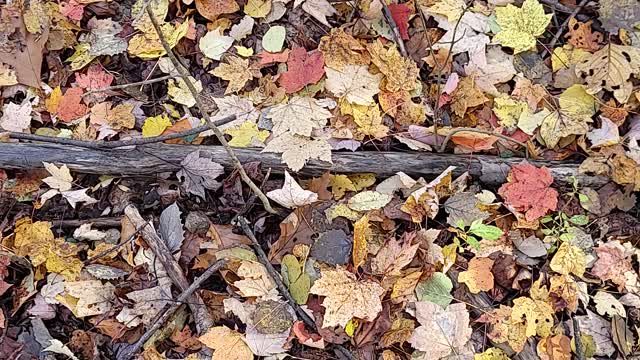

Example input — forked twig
[236,216,356,360]
[117,259,227,360]
[145,6,277,215]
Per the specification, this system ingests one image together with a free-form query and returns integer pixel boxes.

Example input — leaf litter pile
[1,0,640,359]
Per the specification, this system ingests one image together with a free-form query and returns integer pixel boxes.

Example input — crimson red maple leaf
[279,47,325,93]
[498,162,558,221]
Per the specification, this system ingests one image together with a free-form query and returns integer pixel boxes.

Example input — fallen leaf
[262,132,332,172]
[309,267,385,327]
[409,301,471,359]
[498,162,558,222]
[587,117,620,148]
[279,47,325,93]
[266,170,319,209]
[367,40,419,92]
[195,0,239,21]
[245,0,272,18]
[64,280,116,317]
[268,96,332,137]
[566,18,603,52]
[458,257,494,293]
[296,0,337,26]
[168,77,203,107]
[415,272,453,308]
[511,296,554,337]
[537,334,572,360]
[229,15,255,41]
[388,3,411,40]
[1,101,32,133]
[539,85,597,148]
[594,291,626,318]
[352,215,370,270]
[211,56,257,94]
[177,150,224,199]
[325,65,382,105]
[199,29,234,61]
[262,26,286,52]
[142,115,172,137]
[57,88,88,122]
[199,326,253,360]
[549,242,586,277]
[371,237,419,277]
[348,191,392,211]
[224,121,269,147]
[234,261,278,298]
[575,44,640,103]
[493,0,552,53]
[592,241,633,291]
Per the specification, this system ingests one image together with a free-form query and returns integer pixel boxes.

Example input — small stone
[185,211,210,234]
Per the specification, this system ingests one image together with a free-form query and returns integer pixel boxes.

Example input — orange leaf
[498,162,558,222]
[57,88,88,122]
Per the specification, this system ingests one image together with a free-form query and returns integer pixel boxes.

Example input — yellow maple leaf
[493,95,530,130]
[210,56,257,94]
[340,101,389,139]
[353,215,371,270]
[549,241,586,277]
[511,296,554,337]
[493,0,552,54]
[142,115,173,137]
[128,20,189,60]
[474,347,509,360]
[551,46,590,72]
[224,121,269,147]
[367,40,419,92]
[12,219,83,280]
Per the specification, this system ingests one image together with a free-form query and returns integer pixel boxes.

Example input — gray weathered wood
[0,142,607,186]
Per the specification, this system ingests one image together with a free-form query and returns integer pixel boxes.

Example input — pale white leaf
[266,170,318,209]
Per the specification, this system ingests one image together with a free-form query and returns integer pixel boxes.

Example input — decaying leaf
[408,301,472,359]
[309,267,385,327]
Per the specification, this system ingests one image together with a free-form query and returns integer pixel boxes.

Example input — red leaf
[75,64,114,90]
[279,47,325,93]
[57,88,88,122]
[388,4,411,40]
[498,162,558,221]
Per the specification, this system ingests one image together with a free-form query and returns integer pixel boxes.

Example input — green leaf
[415,272,453,308]
[468,220,503,240]
[540,215,554,223]
[262,26,286,53]
[569,214,589,226]
[578,193,589,203]
[465,235,481,250]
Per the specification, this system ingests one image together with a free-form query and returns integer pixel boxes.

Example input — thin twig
[572,315,584,360]
[83,74,177,96]
[544,0,589,56]
[116,259,226,360]
[52,217,122,228]
[145,6,277,215]
[539,0,574,13]
[437,127,529,157]
[236,216,356,360]
[7,115,236,150]
[381,1,408,57]
[83,231,139,265]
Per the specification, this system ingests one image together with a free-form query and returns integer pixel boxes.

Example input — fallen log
[0,142,608,186]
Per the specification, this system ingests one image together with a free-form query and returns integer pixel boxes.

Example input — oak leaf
[498,162,558,222]
[262,132,332,172]
[266,170,319,209]
[309,267,385,327]
[458,257,494,293]
[279,47,325,93]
